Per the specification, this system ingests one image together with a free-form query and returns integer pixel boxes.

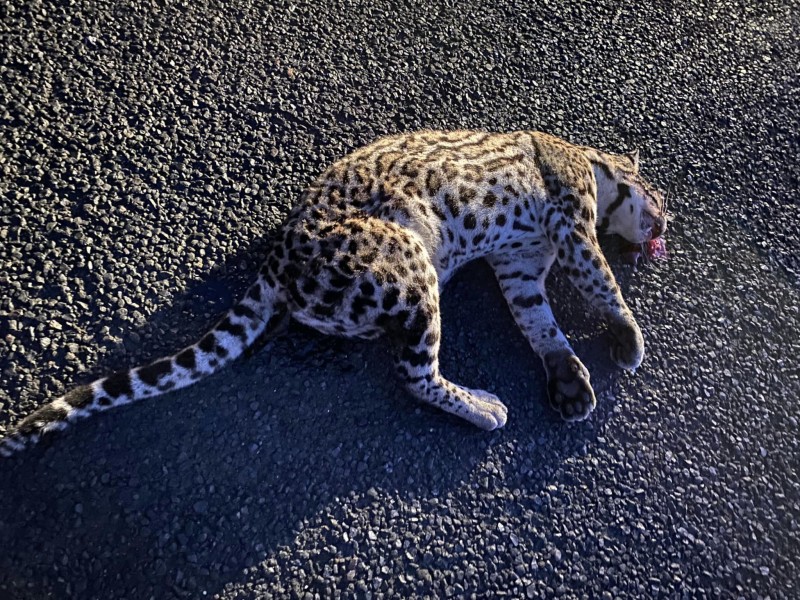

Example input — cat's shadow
[0,237,629,599]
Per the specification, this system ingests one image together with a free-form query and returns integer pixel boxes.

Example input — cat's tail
[0,276,288,458]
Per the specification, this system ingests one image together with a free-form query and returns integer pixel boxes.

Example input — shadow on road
[0,246,629,599]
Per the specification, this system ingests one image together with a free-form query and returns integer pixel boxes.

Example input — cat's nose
[651,215,667,239]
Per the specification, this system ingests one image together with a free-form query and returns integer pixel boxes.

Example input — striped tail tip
[0,385,94,458]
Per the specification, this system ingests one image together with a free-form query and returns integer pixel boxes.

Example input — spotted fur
[0,130,666,457]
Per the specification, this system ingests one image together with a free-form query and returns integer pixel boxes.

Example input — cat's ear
[626,149,640,173]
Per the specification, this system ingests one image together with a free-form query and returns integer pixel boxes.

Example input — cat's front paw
[608,317,644,370]
[543,350,596,421]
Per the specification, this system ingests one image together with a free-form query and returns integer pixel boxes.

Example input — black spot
[248,285,262,302]
[497,270,523,281]
[444,193,460,217]
[351,294,378,315]
[262,272,276,288]
[403,182,419,197]
[103,371,132,398]
[63,385,94,409]
[496,214,507,226]
[97,397,113,407]
[513,294,544,308]
[311,304,336,317]
[216,317,246,341]
[459,186,477,204]
[359,281,375,297]
[176,348,197,370]
[199,334,216,353]
[289,282,308,309]
[19,407,64,435]
[302,279,318,294]
[426,170,442,196]
[406,289,422,306]
[233,304,256,320]
[383,287,400,311]
[329,274,350,288]
[138,359,172,386]
[400,347,432,368]
[514,205,522,217]
[283,263,301,280]
[473,233,486,245]
[323,288,345,305]
[483,192,498,207]
[512,221,537,232]
[404,312,428,346]
[338,256,355,277]
[549,328,557,337]
[581,249,592,260]
[431,204,446,220]
[463,213,477,229]
[215,344,229,358]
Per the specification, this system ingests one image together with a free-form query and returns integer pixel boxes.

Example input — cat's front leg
[488,251,596,421]
[555,228,644,370]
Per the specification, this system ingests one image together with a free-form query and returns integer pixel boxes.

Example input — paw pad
[544,351,597,421]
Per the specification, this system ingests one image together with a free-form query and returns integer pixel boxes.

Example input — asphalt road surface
[1,0,798,598]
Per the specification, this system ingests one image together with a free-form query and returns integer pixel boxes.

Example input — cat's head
[592,150,667,244]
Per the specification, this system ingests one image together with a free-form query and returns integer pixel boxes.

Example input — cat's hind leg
[289,217,507,430]
[388,280,508,431]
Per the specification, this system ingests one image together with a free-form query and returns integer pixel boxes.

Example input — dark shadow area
[0,244,631,598]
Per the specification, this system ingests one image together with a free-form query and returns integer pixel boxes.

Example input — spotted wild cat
[0,130,667,457]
